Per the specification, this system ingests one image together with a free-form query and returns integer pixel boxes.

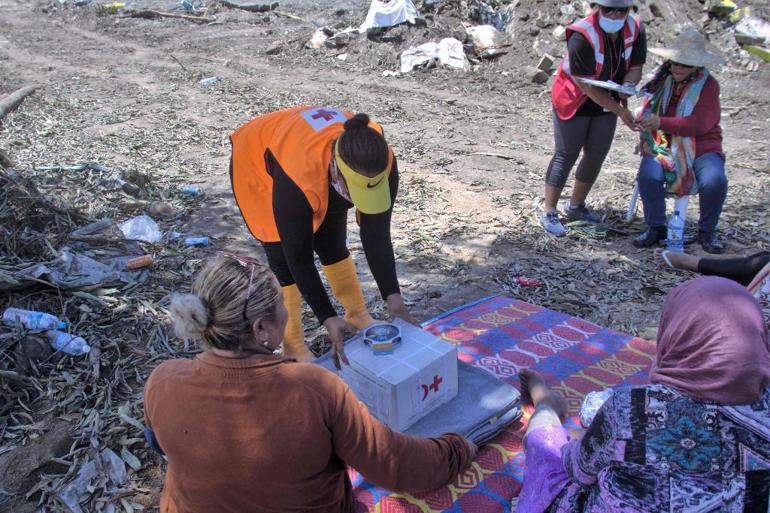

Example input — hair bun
[344,113,370,131]
[170,293,210,340]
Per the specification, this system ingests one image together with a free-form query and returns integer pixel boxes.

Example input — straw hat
[592,0,634,7]
[649,30,726,67]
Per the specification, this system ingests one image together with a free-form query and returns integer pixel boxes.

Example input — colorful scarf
[639,68,710,197]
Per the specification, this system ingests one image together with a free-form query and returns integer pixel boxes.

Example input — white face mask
[599,14,625,34]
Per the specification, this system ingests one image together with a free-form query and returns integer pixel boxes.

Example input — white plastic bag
[400,38,468,73]
[361,0,419,30]
[437,38,470,71]
[119,214,161,243]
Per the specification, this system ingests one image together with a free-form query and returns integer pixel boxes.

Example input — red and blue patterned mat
[348,295,657,512]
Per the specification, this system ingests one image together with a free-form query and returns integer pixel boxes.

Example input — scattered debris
[119,214,161,243]
[400,38,469,72]
[466,24,513,58]
[0,85,39,121]
[58,448,127,513]
[537,53,556,71]
[220,0,277,13]
[121,9,217,24]
[306,28,333,49]
[361,0,420,30]
[734,15,770,46]
[527,66,550,84]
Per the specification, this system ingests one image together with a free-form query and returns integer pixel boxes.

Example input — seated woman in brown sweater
[143,255,476,513]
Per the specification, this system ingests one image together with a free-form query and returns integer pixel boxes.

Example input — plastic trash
[436,38,469,70]
[180,0,204,14]
[19,248,149,290]
[666,210,685,253]
[181,185,203,196]
[400,38,469,73]
[46,330,91,356]
[465,25,512,58]
[478,2,514,31]
[3,308,66,330]
[360,0,419,30]
[514,276,543,288]
[119,215,162,243]
[735,16,770,46]
[184,236,210,246]
[579,388,613,428]
[199,76,218,86]
[59,448,127,513]
[126,255,153,270]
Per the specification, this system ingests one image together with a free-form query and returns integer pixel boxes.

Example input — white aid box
[340,318,458,431]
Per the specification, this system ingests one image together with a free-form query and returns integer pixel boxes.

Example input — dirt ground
[1,0,768,510]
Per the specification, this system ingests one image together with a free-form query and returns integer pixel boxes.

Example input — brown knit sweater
[143,352,474,513]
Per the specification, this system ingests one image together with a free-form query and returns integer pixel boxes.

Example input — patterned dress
[748,262,770,331]
[548,384,770,512]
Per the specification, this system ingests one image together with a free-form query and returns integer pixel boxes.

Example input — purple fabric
[516,425,570,513]
[650,276,770,405]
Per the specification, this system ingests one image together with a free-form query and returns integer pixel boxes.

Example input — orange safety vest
[551,12,641,120]
[230,106,388,243]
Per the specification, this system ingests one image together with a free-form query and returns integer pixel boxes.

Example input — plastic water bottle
[180,185,203,196]
[199,77,218,86]
[666,210,685,253]
[3,308,66,330]
[46,331,91,356]
[184,236,210,246]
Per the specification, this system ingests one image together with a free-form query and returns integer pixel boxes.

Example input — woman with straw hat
[541,0,647,236]
[633,30,728,253]
[230,107,418,366]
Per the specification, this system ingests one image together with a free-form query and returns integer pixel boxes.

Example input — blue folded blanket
[314,354,521,445]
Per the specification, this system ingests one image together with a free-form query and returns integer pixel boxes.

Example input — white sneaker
[540,211,566,237]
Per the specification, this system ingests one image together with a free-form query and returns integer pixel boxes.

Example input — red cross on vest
[311,109,338,122]
[421,375,443,401]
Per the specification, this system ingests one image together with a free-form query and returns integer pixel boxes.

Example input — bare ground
[0,0,768,510]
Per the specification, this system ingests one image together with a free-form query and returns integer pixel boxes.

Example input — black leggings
[698,251,770,287]
[261,199,350,287]
[545,110,618,188]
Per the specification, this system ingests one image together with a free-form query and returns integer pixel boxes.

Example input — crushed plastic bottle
[199,76,218,86]
[184,236,210,246]
[180,185,203,196]
[46,331,91,356]
[3,308,66,330]
[666,210,685,253]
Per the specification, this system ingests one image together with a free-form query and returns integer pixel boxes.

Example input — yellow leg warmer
[322,256,375,330]
[281,284,314,362]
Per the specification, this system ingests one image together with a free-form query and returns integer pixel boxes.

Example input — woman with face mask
[541,0,646,236]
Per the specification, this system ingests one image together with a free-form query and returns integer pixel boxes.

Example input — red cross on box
[421,375,443,400]
[311,109,338,122]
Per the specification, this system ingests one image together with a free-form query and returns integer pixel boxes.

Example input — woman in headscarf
[633,30,727,253]
[515,276,770,513]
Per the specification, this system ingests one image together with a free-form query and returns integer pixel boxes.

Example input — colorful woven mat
[347,294,657,513]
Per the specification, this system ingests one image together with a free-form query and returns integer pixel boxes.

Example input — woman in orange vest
[540,0,646,236]
[229,106,417,366]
